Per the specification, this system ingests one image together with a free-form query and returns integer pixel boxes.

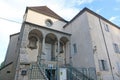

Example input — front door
[45,69,56,80]
[45,43,52,61]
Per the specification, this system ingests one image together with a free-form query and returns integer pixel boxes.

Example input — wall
[87,11,120,80]
[64,12,95,68]
[25,9,66,31]
[0,63,14,80]
[4,34,19,65]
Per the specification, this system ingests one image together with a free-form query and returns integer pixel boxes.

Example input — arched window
[28,36,38,49]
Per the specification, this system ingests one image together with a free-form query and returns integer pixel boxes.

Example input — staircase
[66,65,96,80]
[29,63,47,80]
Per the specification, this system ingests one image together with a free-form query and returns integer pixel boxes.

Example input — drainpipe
[99,18,115,80]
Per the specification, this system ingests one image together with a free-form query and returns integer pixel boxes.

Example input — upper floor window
[99,60,109,71]
[73,43,77,54]
[104,24,109,32]
[113,43,119,53]
[45,19,53,27]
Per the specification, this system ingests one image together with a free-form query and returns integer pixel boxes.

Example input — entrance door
[45,43,52,61]
[45,69,56,80]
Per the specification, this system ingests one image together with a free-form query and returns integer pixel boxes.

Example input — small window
[6,71,11,73]
[21,70,27,76]
[45,19,53,27]
[113,43,119,53]
[99,60,108,71]
[104,24,109,32]
[73,43,77,54]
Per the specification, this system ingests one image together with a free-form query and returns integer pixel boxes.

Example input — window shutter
[99,60,103,71]
[116,62,120,73]
[104,60,109,71]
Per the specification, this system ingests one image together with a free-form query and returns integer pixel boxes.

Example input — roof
[0,62,13,71]
[10,32,20,38]
[64,7,120,29]
[26,6,68,23]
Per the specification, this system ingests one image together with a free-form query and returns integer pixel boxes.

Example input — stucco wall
[4,34,19,65]
[25,9,66,31]
[64,12,95,68]
[87,12,120,80]
[0,63,14,80]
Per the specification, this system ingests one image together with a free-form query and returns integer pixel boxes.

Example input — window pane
[104,24,109,32]
[113,43,119,53]
[99,60,108,71]
[73,43,77,53]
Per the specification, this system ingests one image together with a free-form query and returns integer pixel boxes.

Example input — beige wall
[4,34,19,65]
[25,9,66,31]
[0,63,14,80]
[64,12,95,68]
[87,11,120,80]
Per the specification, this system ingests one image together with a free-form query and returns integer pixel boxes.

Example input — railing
[66,66,97,80]
[36,55,97,80]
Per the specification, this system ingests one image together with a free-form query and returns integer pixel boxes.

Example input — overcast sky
[0,0,120,64]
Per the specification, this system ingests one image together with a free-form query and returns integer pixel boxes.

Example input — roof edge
[0,62,13,71]
[26,6,68,23]
[64,7,120,29]
[10,32,20,38]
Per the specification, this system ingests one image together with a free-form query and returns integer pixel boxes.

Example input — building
[0,6,120,80]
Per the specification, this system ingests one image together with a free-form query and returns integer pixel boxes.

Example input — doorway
[45,43,52,61]
[45,69,56,80]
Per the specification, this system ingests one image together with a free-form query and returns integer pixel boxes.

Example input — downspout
[99,18,115,80]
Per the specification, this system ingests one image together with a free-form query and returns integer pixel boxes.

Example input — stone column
[56,38,60,80]
[40,34,46,64]
[42,36,46,55]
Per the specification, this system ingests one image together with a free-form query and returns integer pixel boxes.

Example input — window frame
[104,23,109,32]
[99,60,109,71]
[73,43,77,54]
[113,43,119,53]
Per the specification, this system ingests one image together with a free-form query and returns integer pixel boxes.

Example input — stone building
[0,6,120,80]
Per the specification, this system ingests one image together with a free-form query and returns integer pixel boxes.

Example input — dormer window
[45,19,53,27]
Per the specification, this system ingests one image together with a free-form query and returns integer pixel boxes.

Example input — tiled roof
[27,6,68,22]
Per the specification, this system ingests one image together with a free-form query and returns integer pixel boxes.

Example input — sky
[0,0,120,64]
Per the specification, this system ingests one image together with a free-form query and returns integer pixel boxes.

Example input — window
[6,71,10,73]
[116,62,120,73]
[21,70,27,76]
[113,43,119,53]
[104,24,109,32]
[45,19,53,27]
[99,60,108,71]
[73,43,77,53]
